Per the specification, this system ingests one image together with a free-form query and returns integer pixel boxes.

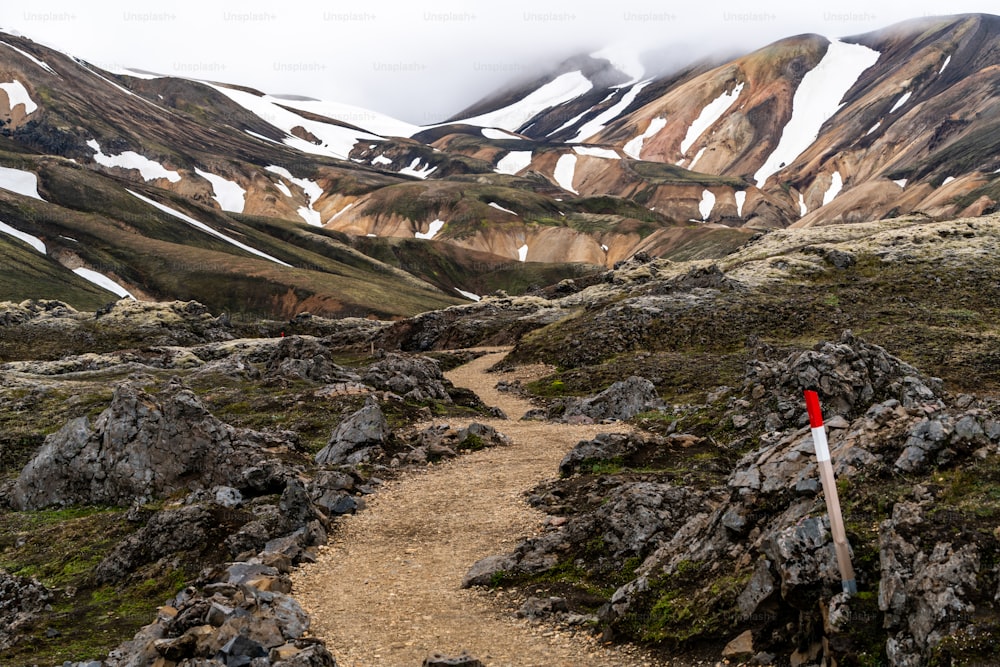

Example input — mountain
[0,14,998,317]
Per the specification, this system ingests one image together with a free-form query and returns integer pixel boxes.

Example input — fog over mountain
[1,0,998,122]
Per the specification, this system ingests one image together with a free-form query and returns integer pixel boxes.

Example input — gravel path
[291,348,666,666]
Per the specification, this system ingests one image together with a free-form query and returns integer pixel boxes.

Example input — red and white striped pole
[804,390,857,596]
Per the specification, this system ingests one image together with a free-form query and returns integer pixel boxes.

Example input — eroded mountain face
[0,14,998,316]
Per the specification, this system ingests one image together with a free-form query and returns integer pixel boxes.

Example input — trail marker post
[804,390,857,596]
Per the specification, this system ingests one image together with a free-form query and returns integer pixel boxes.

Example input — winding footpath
[291,349,664,667]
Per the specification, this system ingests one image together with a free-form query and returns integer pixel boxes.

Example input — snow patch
[88,139,181,183]
[680,82,744,154]
[415,219,445,240]
[127,189,291,266]
[274,98,418,137]
[0,220,45,253]
[699,190,716,221]
[799,192,808,217]
[554,154,578,193]
[266,166,324,226]
[942,176,955,186]
[456,71,593,132]
[0,80,37,114]
[601,244,609,252]
[399,158,436,179]
[488,202,518,216]
[455,288,481,302]
[481,128,522,140]
[623,117,667,160]
[938,55,951,75]
[495,151,532,175]
[894,179,907,189]
[518,244,529,262]
[0,41,56,74]
[0,165,44,200]
[735,191,747,218]
[753,40,880,187]
[889,91,912,114]
[866,122,881,136]
[372,155,393,166]
[195,168,246,214]
[569,79,653,143]
[73,268,135,299]
[573,146,620,160]
[822,171,843,206]
[209,84,381,159]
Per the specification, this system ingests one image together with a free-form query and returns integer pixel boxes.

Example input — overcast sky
[1,1,996,124]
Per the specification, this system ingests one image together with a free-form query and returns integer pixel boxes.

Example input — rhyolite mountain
[0,13,998,317]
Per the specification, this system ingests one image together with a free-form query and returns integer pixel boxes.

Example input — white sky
[1,1,996,124]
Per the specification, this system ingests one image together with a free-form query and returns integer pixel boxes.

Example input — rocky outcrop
[314,397,390,466]
[467,332,1000,664]
[362,353,453,402]
[104,564,336,667]
[11,381,292,510]
[560,376,662,423]
[266,336,358,384]
[0,570,51,651]
[878,501,982,667]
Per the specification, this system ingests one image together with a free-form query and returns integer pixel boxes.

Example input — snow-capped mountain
[1,14,998,317]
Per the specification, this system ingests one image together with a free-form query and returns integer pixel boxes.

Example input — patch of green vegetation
[0,505,190,666]
[619,560,752,646]
[457,433,486,451]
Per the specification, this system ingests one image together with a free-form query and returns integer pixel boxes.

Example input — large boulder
[314,397,390,466]
[11,381,290,510]
[562,376,662,422]
[362,353,452,402]
[265,336,358,384]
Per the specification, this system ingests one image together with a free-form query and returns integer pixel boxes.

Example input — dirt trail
[292,348,664,667]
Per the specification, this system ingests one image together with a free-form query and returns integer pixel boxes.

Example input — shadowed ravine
[291,349,663,667]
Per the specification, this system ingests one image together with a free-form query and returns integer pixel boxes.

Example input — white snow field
[518,244,529,262]
[495,151,533,175]
[455,288,481,302]
[0,165,44,200]
[569,80,653,143]
[0,220,45,253]
[127,190,291,266]
[210,84,381,159]
[554,154,579,193]
[266,166,324,226]
[939,55,951,74]
[488,202,518,215]
[73,268,135,299]
[481,128,522,140]
[680,82,745,155]
[88,139,181,183]
[735,191,747,218]
[398,158,437,179]
[195,169,246,214]
[573,146,620,160]
[456,71,593,132]
[623,117,667,159]
[889,90,912,113]
[699,190,716,221]
[753,40,881,187]
[822,172,843,206]
[274,98,419,137]
[0,80,37,114]
[415,219,445,240]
